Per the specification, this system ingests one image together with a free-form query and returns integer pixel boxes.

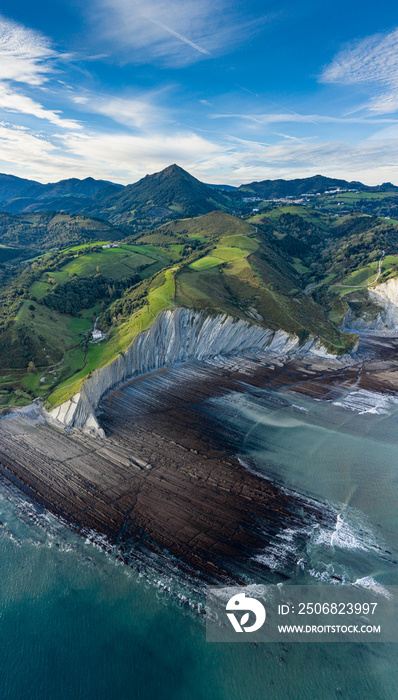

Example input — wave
[252,485,395,593]
[333,389,398,415]
[254,524,313,573]
[353,577,393,599]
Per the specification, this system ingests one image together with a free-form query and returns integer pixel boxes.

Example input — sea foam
[333,389,398,415]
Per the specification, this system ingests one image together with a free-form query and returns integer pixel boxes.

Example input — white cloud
[0,123,219,183]
[59,129,220,181]
[3,114,398,188]
[0,15,56,85]
[321,27,398,115]
[0,123,71,179]
[71,92,167,130]
[321,28,398,86]
[0,83,80,129]
[208,135,398,185]
[0,15,81,130]
[367,94,398,115]
[44,125,398,186]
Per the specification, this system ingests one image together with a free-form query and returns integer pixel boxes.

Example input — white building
[92,329,104,341]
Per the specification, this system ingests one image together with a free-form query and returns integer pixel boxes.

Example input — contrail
[150,18,210,55]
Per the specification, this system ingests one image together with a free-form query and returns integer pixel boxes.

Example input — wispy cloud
[149,18,210,56]
[200,134,398,185]
[321,28,398,86]
[91,0,254,66]
[70,90,168,130]
[0,122,219,182]
[0,15,80,129]
[320,27,398,115]
[211,111,398,125]
[0,14,57,85]
[0,123,73,179]
[59,129,220,181]
[0,84,80,129]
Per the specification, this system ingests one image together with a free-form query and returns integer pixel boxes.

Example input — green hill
[0,238,179,406]
[2,166,398,227]
[0,212,125,252]
[252,207,398,327]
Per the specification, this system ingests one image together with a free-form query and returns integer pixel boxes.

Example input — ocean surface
[1,379,398,700]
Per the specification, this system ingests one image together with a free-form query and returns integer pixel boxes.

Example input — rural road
[335,250,385,289]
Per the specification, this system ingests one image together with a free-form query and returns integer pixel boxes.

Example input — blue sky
[0,0,398,185]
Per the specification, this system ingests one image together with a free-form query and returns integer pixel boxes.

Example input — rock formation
[49,307,329,434]
[344,278,398,333]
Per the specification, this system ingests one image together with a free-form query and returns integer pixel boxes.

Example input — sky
[0,0,398,185]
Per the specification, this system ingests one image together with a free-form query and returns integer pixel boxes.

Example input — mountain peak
[91,163,231,225]
[150,163,192,180]
[164,163,181,172]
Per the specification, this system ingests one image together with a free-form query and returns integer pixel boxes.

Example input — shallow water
[1,382,398,700]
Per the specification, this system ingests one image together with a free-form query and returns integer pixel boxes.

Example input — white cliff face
[344,278,398,332]
[369,278,398,329]
[49,308,329,434]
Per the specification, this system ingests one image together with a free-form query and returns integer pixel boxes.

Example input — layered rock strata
[50,308,326,434]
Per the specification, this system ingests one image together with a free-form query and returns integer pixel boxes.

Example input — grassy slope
[47,268,176,407]
[263,208,398,327]
[0,212,123,251]
[177,215,349,352]
[0,240,177,407]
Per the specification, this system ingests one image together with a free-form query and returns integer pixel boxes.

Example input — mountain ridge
[0,175,123,213]
[238,174,398,198]
[1,166,397,222]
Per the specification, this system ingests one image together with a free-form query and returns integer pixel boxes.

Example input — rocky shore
[1,329,398,585]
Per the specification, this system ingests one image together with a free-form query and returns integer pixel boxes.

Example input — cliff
[344,278,398,333]
[48,307,328,435]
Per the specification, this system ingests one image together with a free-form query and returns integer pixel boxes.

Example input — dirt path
[336,250,385,289]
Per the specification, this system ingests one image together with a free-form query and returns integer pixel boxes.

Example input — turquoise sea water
[1,384,398,700]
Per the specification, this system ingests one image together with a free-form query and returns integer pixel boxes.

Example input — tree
[27,360,36,373]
